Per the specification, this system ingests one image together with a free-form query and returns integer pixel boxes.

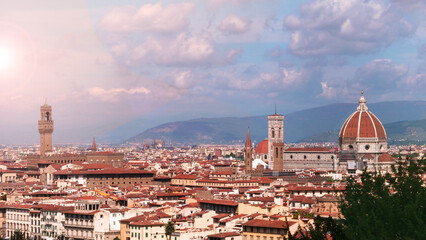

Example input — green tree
[113,237,120,240]
[340,156,426,240]
[165,221,175,240]
[287,156,425,240]
[287,216,345,240]
[10,230,28,240]
[56,235,65,240]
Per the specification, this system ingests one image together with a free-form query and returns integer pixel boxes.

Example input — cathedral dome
[255,139,269,154]
[339,92,387,140]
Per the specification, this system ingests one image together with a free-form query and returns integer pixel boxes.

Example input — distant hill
[385,119,426,145]
[125,101,426,145]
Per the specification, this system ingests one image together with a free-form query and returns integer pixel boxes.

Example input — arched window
[272,129,275,138]
[276,148,279,157]
[45,112,50,121]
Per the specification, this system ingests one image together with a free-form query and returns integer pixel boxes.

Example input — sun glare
[0,46,13,71]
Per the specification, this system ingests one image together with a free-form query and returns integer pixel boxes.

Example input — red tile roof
[378,153,395,163]
[243,219,294,229]
[255,139,268,154]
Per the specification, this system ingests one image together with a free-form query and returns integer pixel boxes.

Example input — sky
[0,0,425,144]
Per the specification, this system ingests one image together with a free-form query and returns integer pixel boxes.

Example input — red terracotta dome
[255,139,269,154]
[339,93,386,140]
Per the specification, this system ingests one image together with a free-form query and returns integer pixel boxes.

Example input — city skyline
[0,0,426,144]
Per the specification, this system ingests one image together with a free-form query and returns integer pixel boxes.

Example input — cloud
[88,87,151,102]
[264,46,282,59]
[206,0,251,10]
[206,63,313,94]
[98,2,195,34]
[285,0,415,57]
[355,59,408,91]
[318,59,408,100]
[218,15,251,34]
[391,0,426,11]
[129,33,215,66]
[418,44,426,59]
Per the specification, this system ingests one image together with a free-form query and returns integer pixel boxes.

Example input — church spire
[91,137,97,152]
[245,127,252,148]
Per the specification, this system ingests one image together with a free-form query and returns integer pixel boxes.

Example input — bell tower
[268,107,284,170]
[244,127,253,172]
[38,100,54,155]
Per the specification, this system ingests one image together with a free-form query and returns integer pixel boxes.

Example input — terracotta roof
[173,174,198,180]
[243,219,294,229]
[339,109,386,139]
[255,140,268,154]
[130,221,164,226]
[53,168,154,175]
[378,153,395,163]
[207,232,240,238]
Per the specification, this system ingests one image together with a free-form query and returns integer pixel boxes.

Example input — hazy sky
[0,0,425,144]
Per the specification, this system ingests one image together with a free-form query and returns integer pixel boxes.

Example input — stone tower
[244,127,253,171]
[273,142,284,170]
[38,100,53,155]
[268,111,284,170]
[91,137,97,152]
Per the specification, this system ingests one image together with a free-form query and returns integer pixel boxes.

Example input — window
[304,155,307,159]
[349,145,354,150]
[290,155,293,159]
[365,145,370,150]
[317,155,320,160]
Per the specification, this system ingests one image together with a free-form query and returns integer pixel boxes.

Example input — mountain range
[117,101,426,145]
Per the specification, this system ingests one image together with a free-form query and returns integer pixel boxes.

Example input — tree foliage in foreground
[287,216,345,240]
[341,157,426,240]
[165,221,175,240]
[288,156,425,240]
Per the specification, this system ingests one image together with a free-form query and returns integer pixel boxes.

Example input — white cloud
[98,2,195,34]
[218,15,251,34]
[318,59,408,100]
[129,33,215,66]
[206,0,251,10]
[285,0,415,57]
[88,87,151,102]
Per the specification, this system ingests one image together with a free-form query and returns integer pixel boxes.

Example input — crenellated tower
[38,100,54,155]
